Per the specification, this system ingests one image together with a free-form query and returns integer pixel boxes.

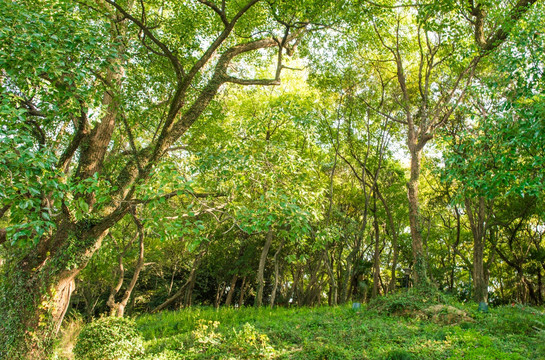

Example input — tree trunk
[538,268,544,305]
[255,227,273,307]
[372,196,381,298]
[225,274,238,306]
[465,197,489,303]
[183,263,200,308]
[152,245,206,313]
[107,215,146,317]
[238,276,248,307]
[0,226,110,359]
[341,249,354,303]
[270,240,284,308]
[214,282,226,308]
[324,249,338,305]
[407,147,427,287]
[367,185,399,293]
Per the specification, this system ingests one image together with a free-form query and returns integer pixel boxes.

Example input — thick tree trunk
[407,147,427,286]
[255,227,273,307]
[0,224,112,359]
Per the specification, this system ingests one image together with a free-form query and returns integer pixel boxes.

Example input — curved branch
[104,0,184,81]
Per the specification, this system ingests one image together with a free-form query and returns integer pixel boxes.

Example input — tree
[442,2,545,302]
[0,0,328,356]
[348,0,539,286]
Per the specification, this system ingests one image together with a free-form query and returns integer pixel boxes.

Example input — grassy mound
[368,287,447,313]
[368,288,472,324]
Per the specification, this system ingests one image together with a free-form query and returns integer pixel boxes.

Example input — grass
[55,292,545,359]
[133,300,545,360]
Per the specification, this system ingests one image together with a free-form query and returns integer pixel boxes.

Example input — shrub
[73,316,144,360]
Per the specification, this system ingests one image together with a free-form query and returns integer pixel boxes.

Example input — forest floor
[134,301,544,359]
[57,296,545,360]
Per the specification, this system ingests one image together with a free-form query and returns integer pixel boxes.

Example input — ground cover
[59,293,545,360]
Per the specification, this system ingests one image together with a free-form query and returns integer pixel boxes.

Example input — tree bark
[407,146,427,286]
[107,214,146,317]
[270,240,284,308]
[324,249,338,305]
[238,276,248,307]
[465,196,489,303]
[255,227,274,307]
[224,274,238,306]
[214,282,226,308]
[372,194,381,298]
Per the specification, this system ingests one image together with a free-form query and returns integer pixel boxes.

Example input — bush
[73,316,144,360]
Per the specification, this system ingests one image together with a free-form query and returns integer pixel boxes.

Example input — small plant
[224,323,275,359]
[190,319,223,353]
[73,316,144,360]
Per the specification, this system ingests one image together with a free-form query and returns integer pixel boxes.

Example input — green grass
[133,302,545,360]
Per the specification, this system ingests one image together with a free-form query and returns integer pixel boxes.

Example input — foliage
[2,0,545,357]
[73,316,144,360]
[441,5,545,199]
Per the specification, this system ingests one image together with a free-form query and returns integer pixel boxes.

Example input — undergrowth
[53,294,545,360]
